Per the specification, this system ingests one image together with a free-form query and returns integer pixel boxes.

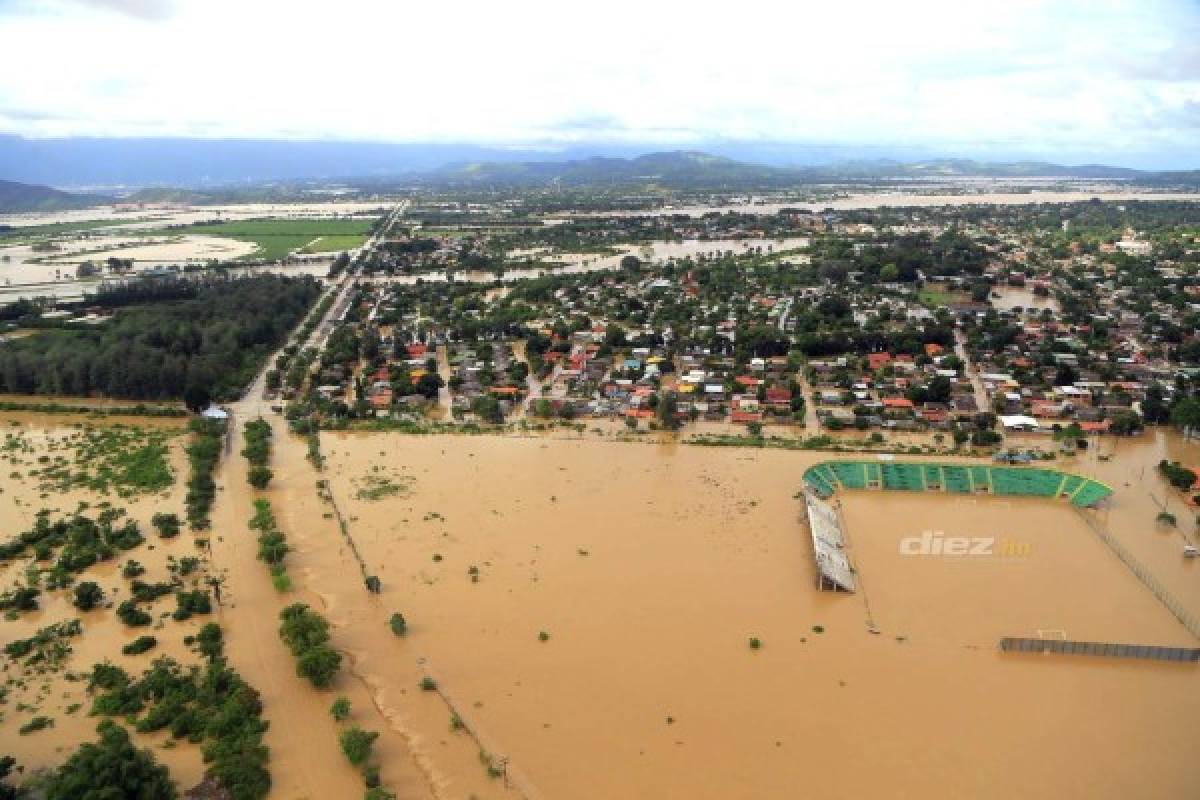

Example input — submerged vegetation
[249,498,290,592]
[85,623,272,799]
[241,417,273,489]
[0,510,144,579]
[185,418,224,529]
[27,425,175,497]
[278,603,341,688]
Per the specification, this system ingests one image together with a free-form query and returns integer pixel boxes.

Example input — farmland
[177,218,374,261]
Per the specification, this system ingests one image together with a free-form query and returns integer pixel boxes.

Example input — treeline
[249,498,290,593]
[241,418,273,489]
[185,418,224,529]
[0,274,321,402]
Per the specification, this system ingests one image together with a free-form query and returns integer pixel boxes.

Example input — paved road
[232,200,407,420]
[953,328,991,413]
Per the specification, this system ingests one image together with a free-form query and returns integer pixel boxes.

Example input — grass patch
[299,234,368,254]
[178,218,375,262]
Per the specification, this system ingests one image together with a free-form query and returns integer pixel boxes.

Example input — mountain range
[2,148,1199,212]
[0,179,112,213]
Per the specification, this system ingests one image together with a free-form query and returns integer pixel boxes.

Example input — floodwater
[0,261,331,305]
[381,237,811,286]
[4,407,1199,798]
[575,190,1200,218]
[0,202,391,229]
[307,430,1200,799]
[0,236,257,284]
[0,414,207,786]
[990,286,1061,313]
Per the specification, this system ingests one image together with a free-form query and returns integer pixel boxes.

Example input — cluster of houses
[296,201,1200,440]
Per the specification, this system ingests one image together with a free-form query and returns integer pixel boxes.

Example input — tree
[1170,396,1200,438]
[1141,385,1170,424]
[339,727,378,767]
[247,466,273,489]
[72,581,104,611]
[656,391,680,431]
[620,255,641,271]
[297,645,342,688]
[1109,410,1143,435]
[415,372,444,400]
[44,720,176,800]
[1054,422,1085,450]
[151,512,181,538]
[330,696,351,722]
[389,613,407,636]
[0,755,19,800]
[1053,363,1079,387]
[184,383,211,413]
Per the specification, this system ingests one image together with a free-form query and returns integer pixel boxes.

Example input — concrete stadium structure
[802,459,1113,507]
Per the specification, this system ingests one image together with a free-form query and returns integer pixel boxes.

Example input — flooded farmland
[0,414,209,786]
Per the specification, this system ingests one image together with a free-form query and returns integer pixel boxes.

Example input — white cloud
[0,0,1196,164]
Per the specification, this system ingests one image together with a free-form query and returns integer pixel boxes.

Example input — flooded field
[0,201,391,230]
[991,285,1061,313]
[0,414,210,785]
[379,237,812,287]
[4,406,1198,798]
[308,431,1200,799]
[578,189,1200,217]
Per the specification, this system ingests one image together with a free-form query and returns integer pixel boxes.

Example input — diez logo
[898,531,1031,557]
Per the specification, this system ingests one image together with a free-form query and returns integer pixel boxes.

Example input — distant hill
[816,158,1148,180]
[425,151,805,189]
[0,179,112,213]
[419,151,1200,189]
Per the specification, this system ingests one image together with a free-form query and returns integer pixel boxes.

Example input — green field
[298,234,369,254]
[0,218,165,244]
[177,218,375,261]
[917,287,966,308]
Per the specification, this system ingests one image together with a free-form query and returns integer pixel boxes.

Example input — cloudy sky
[0,0,1197,167]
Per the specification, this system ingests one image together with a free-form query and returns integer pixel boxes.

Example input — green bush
[330,696,351,722]
[122,636,157,655]
[247,466,273,490]
[151,513,181,539]
[279,603,341,688]
[19,715,54,735]
[172,590,212,621]
[0,586,40,612]
[297,646,342,689]
[73,581,104,611]
[388,613,407,636]
[116,600,152,627]
[339,727,378,767]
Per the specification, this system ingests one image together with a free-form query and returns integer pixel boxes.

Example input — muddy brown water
[313,429,1200,799]
[4,411,1200,798]
[0,415,205,786]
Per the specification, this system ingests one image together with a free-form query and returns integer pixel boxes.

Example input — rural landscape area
[1,0,1199,798]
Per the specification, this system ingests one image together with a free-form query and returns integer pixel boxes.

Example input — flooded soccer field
[314,432,1200,799]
